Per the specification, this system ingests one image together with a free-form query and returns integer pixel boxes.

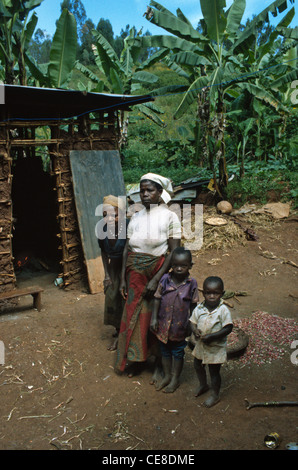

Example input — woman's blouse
[127,204,181,256]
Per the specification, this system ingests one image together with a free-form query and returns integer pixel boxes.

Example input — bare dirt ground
[0,210,297,452]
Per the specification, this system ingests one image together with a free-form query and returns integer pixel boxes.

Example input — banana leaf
[174,75,209,119]
[238,82,289,112]
[277,25,298,39]
[148,84,188,98]
[23,11,38,49]
[258,7,295,62]
[270,69,298,89]
[74,61,102,84]
[109,68,123,94]
[200,0,227,44]
[147,0,208,44]
[141,34,203,53]
[226,0,246,35]
[24,51,49,87]
[233,0,296,54]
[48,9,77,88]
[135,102,165,126]
[133,71,159,84]
[176,8,194,27]
[169,51,212,67]
[136,48,169,70]
[92,31,123,83]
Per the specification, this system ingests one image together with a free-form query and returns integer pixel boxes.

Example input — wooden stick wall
[0,112,119,292]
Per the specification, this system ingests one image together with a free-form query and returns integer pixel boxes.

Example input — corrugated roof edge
[0,84,154,121]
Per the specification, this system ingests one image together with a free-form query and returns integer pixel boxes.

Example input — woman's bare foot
[107,337,118,351]
[126,362,143,378]
[194,385,209,397]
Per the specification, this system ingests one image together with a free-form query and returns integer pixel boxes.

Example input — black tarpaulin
[0,84,154,122]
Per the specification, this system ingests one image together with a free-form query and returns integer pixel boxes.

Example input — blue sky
[35,0,297,38]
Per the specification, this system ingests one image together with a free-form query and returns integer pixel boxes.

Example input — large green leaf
[200,0,227,44]
[164,58,190,80]
[136,48,169,70]
[147,84,188,98]
[0,1,12,22]
[141,34,203,53]
[92,30,122,81]
[23,0,44,11]
[48,9,77,88]
[168,51,212,67]
[258,7,295,62]
[23,51,49,86]
[226,0,246,35]
[146,1,208,43]
[74,61,104,85]
[133,71,159,84]
[238,82,289,112]
[233,0,295,54]
[174,75,209,119]
[135,102,165,127]
[277,25,298,39]
[270,68,298,89]
[109,68,123,94]
[23,11,38,49]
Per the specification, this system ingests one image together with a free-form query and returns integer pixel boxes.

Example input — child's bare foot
[155,376,171,391]
[149,365,163,385]
[203,393,220,408]
[162,377,180,393]
[194,385,209,397]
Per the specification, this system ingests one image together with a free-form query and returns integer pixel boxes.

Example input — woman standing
[115,173,181,375]
[99,195,128,351]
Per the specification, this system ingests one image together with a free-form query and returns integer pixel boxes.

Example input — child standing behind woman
[190,276,233,408]
[150,247,199,393]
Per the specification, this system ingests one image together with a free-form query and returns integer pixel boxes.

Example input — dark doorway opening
[11,149,60,281]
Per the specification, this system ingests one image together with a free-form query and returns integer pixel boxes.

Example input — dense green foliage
[0,0,297,206]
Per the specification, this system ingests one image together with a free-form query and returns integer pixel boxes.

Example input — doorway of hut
[11,146,61,284]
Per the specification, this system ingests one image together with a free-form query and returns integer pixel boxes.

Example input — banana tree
[0,0,43,84]
[226,6,297,163]
[76,26,187,148]
[24,8,77,88]
[143,0,296,195]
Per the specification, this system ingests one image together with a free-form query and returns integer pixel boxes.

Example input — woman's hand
[144,277,159,297]
[119,278,128,300]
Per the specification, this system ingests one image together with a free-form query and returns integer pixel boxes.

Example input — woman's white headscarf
[140,173,173,204]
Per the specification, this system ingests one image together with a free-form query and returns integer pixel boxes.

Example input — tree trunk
[216,90,228,195]
[196,87,210,167]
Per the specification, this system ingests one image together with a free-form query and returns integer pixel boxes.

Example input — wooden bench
[0,286,44,312]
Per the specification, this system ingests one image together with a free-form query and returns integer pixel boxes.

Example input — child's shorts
[159,339,187,360]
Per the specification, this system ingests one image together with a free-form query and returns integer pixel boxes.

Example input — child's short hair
[171,246,192,264]
[203,276,224,291]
